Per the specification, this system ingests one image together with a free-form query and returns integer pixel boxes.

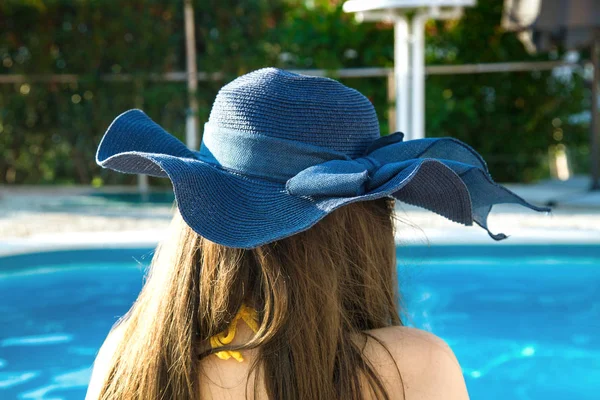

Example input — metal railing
[0,60,579,84]
[0,60,580,135]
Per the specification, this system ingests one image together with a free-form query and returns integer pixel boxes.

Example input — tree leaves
[0,0,588,184]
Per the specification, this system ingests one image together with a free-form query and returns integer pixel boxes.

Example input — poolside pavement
[1,175,600,256]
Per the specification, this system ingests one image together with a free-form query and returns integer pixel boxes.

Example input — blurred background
[0,0,594,186]
[1,1,599,400]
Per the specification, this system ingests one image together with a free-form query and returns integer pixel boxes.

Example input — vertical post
[134,79,149,198]
[591,33,600,190]
[411,12,427,140]
[184,0,199,150]
[394,16,411,138]
[387,71,396,133]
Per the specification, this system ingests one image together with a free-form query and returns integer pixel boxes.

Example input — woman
[87,68,550,399]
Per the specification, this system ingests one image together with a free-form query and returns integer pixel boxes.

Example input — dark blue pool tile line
[0,244,599,271]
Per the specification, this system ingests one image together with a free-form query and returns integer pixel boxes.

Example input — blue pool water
[0,245,598,399]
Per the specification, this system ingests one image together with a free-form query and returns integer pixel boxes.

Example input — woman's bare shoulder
[85,322,127,400]
[360,326,470,400]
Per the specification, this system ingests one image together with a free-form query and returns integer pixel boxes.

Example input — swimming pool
[0,245,598,399]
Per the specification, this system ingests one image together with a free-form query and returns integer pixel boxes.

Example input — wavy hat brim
[97,109,551,249]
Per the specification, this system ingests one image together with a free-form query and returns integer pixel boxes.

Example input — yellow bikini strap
[209,304,259,362]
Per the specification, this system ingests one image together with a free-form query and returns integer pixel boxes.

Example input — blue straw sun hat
[97,67,551,249]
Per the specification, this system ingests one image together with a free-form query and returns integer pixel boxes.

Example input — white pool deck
[1,175,600,257]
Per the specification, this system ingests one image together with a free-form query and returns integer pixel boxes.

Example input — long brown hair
[99,197,403,399]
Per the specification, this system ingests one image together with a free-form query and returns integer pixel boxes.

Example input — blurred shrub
[0,0,589,185]
[424,2,588,183]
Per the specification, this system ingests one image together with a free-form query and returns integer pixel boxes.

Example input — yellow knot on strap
[209,304,259,362]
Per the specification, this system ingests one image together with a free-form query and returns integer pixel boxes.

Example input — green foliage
[424,1,588,182]
[0,0,188,185]
[0,0,589,185]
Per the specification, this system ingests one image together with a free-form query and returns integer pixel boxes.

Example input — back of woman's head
[99,197,402,400]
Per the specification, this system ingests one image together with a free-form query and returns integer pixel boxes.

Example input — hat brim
[97,110,551,248]
[99,149,476,249]
[95,110,327,248]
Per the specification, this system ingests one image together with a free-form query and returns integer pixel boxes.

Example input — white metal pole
[184,0,199,150]
[591,32,600,190]
[411,12,428,140]
[133,79,150,197]
[394,16,411,136]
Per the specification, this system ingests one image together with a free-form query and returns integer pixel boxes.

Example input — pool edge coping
[1,226,600,258]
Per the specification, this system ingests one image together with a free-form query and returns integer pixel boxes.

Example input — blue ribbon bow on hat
[280,130,550,241]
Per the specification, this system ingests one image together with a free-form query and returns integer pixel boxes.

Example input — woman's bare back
[196,324,469,400]
[87,324,468,400]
